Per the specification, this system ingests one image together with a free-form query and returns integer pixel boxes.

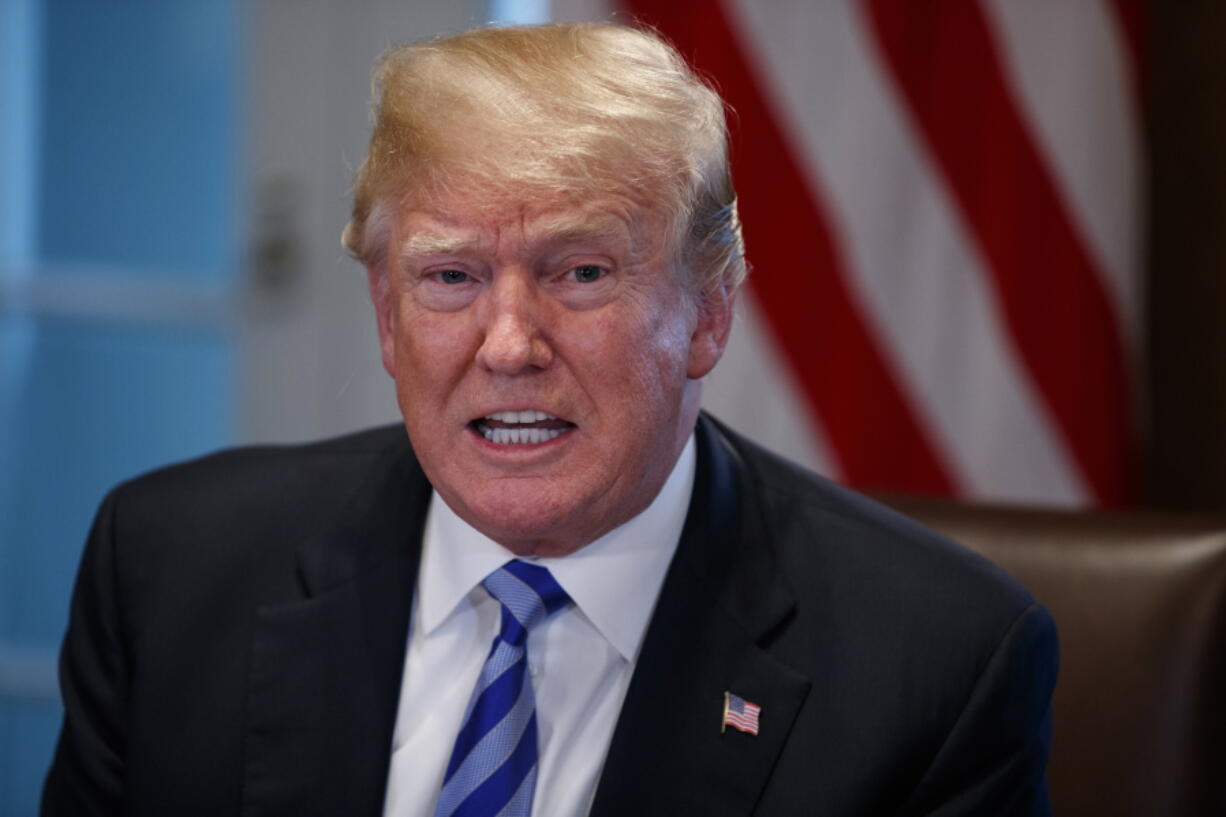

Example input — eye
[569,264,607,283]
[436,269,470,284]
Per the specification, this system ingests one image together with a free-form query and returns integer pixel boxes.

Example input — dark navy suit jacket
[43,414,1056,816]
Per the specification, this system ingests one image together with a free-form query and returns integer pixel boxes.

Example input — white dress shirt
[382,434,696,817]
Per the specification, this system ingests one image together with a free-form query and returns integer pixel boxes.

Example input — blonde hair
[342,23,746,297]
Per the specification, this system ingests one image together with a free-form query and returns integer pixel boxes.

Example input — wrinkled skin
[367,192,733,556]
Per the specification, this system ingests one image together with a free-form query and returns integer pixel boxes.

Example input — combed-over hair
[341,23,746,297]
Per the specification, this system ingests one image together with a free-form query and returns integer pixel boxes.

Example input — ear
[687,285,736,380]
[366,265,397,377]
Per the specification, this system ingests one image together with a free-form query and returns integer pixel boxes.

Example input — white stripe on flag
[726,0,1090,504]
[981,0,1142,347]
[703,290,837,480]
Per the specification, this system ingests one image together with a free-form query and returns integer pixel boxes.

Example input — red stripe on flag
[864,0,1135,506]
[622,0,958,494]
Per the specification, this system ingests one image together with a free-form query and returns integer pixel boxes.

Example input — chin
[452,488,599,556]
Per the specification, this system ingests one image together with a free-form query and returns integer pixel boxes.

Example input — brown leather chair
[883,497,1226,817]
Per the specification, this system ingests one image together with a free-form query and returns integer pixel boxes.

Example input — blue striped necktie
[433,560,571,817]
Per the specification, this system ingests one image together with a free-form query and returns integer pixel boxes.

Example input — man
[43,23,1056,817]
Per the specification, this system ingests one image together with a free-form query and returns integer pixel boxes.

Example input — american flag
[723,692,762,736]
[618,0,1143,509]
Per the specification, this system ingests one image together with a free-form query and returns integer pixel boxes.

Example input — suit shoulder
[696,418,1056,814]
[117,423,407,498]
[101,424,412,550]
[708,417,1037,619]
[85,424,416,612]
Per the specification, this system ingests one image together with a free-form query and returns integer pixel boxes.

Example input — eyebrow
[399,232,482,260]
[397,212,636,263]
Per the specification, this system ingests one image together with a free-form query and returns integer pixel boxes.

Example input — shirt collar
[416,433,697,663]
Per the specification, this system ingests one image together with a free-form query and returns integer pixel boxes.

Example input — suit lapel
[590,417,812,817]
[237,417,812,815]
[242,439,431,817]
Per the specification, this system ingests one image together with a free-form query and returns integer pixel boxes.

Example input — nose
[475,272,554,374]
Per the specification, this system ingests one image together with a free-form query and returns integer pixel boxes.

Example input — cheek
[580,304,693,411]
[634,300,696,382]
[391,307,476,396]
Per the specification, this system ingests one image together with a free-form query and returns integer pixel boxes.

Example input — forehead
[395,190,668,259]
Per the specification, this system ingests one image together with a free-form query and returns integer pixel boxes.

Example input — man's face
[368,191,731,556]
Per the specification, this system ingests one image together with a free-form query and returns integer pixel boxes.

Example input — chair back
[885,498,1226,817]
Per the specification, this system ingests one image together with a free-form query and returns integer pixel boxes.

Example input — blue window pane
[0,315,233,647]
[0,0,40,267]
[0,700,62,816]
[37,0,239,280]
[489,0,550,25]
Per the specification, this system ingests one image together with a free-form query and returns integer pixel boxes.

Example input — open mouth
[470,410,576,445]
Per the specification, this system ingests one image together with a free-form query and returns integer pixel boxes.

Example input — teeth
[486,410,554,424]
[485,426,568,445]
[476,409,569,445]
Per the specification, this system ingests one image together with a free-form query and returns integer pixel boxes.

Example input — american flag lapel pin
[722,691,761,736]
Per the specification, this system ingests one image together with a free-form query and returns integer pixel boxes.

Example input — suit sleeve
[41,488,130,816]
[901,603,1060,817]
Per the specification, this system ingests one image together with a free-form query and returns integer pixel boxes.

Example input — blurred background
[1,0,1223,812]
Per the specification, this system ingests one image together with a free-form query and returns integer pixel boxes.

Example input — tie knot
[482,560,571,646]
